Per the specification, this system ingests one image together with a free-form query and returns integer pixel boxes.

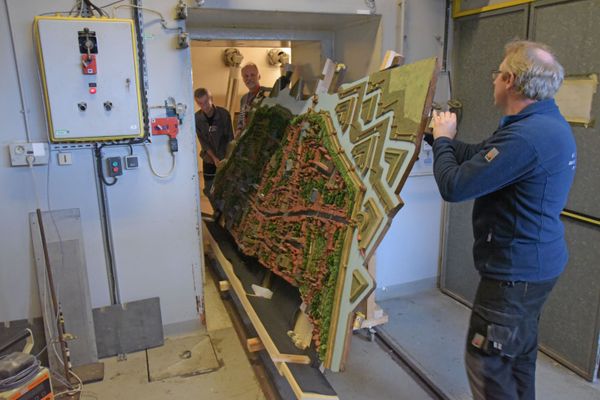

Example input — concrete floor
[326,333,434,400]
[83,328,265,400]
[81,260,599,400]
[379,289,600,400]
[84,265,265,400]
[82,251,437,400]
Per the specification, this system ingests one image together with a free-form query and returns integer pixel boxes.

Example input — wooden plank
[280,363,340,400]
[289,311,313,350]
[203,223,311,370]
[359,310,389,329]
[247,337,265,352]
[315,58,336,95]
[219,280,231,292]
[379,50,404,70]
[362,255,388,329]
[365,256,378,321]
[272,354,311,365]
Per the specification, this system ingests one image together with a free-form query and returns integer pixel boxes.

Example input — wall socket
[9,142,49,166]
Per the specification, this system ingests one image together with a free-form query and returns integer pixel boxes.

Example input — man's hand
[208,152,220,166]
[432,111,457,140]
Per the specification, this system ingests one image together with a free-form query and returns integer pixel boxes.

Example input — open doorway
[186,7,382,210]
[191,39,323,208]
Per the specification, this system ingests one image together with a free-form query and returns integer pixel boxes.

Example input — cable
[143,142,176,178]
[113,3,162,19]
[94,144,118,186]
[80,0,109,17]
[0,355,41,392]
[99,0,126,9]
[35,343,49,359]
[50,349,83,398]
[112,4,183,33]
[35,0,81,17]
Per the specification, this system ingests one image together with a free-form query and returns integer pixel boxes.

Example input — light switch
[58,152,72,165]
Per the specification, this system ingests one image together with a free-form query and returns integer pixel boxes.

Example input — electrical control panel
[34,16,144,142]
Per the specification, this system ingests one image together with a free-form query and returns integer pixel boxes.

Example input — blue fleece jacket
[433,99,576,281]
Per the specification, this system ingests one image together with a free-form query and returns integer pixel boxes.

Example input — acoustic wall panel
[529,0,600,219]
[529,0,600,381]
[441,6,528,302]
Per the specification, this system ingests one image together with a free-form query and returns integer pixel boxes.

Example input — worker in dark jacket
[195,88,234,196]
[432,40,576,400]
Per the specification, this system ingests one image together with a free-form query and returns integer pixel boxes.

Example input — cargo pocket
[468,304,521,358]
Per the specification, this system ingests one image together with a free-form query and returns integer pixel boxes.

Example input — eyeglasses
[491,69,504,80]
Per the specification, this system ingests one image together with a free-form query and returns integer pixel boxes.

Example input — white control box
[34,16,144,142]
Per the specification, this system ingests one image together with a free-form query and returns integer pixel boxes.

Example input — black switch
[106,157,123,177]
[125,155,139,169]
[169,137,178,153]
[78,28,98,54]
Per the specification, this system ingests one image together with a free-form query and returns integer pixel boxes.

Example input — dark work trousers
[465,276,558,400]
[202,161,216,197]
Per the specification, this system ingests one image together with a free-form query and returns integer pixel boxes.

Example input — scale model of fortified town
[212,57,438,370]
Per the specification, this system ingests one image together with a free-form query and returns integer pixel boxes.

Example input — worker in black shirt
[194,88,234,196]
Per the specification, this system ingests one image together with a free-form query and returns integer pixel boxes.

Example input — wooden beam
[219,280,230,292]
[272,354,312,365]
[280,363,340,400]
[315,58,336,95]
[379,50,405,70]
[247,337,265,353]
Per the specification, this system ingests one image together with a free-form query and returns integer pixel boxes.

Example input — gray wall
[441,5,528,303]
[377,0,447,295]
[200,0,399,54]
[0,0,203,332]
[0,0,450,336]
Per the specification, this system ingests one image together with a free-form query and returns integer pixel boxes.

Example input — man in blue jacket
[432,40,576,399]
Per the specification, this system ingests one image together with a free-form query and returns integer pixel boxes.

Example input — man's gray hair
[241,62,259,73]
[503,40,564,100]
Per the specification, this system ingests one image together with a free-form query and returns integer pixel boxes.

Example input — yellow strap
[561,210,600,227]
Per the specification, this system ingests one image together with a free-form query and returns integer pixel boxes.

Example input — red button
[113,167,118,172]
[89,88,97,94]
